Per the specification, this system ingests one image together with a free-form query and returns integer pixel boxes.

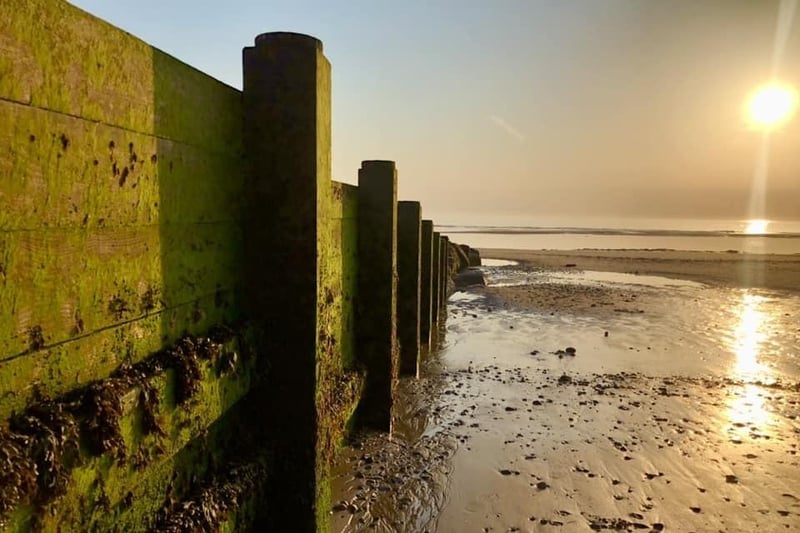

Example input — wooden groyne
[0,3,479,531]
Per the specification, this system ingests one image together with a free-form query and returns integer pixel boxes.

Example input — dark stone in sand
[558,374,572,385]
[453,268,486,288]
[536,481,549,490]
[565,346,576,355]
[725,474,739,484]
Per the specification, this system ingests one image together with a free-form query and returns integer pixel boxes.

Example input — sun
[747,83,798,129]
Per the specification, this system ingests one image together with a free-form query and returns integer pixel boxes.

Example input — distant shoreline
[443,226,800,238]
[478,247,800,293]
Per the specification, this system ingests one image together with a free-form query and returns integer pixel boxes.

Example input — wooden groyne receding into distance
[0,2,482,531]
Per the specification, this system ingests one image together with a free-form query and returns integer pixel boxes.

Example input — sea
[435,214,800,254]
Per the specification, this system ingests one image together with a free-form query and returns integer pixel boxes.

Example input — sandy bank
[478,248,800,293]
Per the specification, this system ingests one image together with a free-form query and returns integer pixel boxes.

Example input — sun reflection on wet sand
[726,292,776,437]
[730,292,770,379]
[726,383,774,440]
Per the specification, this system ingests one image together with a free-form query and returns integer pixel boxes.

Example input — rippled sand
[331,254,800,532]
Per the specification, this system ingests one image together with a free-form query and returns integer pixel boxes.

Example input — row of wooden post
[354,162,451,430]
[242,32,453,528]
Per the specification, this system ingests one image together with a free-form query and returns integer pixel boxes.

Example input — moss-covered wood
[0,327,258,532]
[1,2,452,531]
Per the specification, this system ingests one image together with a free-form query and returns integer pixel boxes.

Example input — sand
[478,248,800,294]
[330,250,800,532]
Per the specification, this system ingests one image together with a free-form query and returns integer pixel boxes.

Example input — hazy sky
[69,0,799,222]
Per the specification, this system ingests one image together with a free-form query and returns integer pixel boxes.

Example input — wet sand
[331,252,800,532]
[478,248,800,294]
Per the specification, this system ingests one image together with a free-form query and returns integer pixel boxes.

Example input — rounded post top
[254,32,322,51]
[361,160,396,169]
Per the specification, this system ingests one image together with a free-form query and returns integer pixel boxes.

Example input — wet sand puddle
[331,265,800,532]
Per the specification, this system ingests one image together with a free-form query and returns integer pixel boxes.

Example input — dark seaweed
[0,326,244,524]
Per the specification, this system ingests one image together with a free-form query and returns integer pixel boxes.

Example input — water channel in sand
[330,262,800,532]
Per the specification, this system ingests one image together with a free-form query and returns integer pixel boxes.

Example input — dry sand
[331,250,800,532]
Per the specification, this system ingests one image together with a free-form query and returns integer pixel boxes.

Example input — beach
[478,248,800,294]
[331,249,800,532]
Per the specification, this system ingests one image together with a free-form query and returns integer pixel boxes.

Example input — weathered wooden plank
[0,291,241,422]
[0,100,244,231]
[0,223,243,359]
[0,0,241,150]
[0,0,154,132]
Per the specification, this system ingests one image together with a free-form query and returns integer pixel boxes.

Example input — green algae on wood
[0,326,257,532]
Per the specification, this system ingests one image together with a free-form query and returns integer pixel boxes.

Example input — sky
[68,0,800,224]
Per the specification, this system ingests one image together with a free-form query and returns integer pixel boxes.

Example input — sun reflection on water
[744,218,769,235]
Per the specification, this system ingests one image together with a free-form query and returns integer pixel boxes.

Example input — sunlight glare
[730,292,768,378]
[724,292,776,436]
[747,83,798,129]
[745,219,769,234]
[726,383,773,439]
